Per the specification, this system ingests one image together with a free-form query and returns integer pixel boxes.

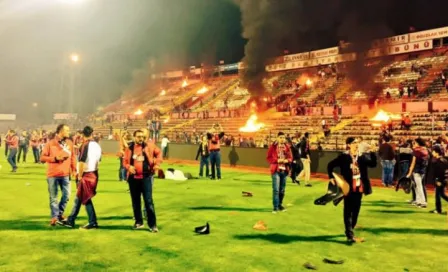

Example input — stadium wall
[100,141,383,179]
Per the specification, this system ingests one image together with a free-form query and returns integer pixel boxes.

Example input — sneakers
[58,219,74,228]
[347,237,365,244]
[293,180,301,185]
[305,183,312,187]
[80,223,98,230]
[50,217,58,226]
[417,204,427,209]
[272,209,279,214]
[279,205,287,212]
[133,223,145,230]
[149,226,159,233]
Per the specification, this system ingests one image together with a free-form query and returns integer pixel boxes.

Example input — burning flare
[306,79,312,86]
[239,114,265,133]
[160,90,166,96]
[197,87,208,94]
[182,80,188,88]
[370,109,401,126]
[134,109,143,115]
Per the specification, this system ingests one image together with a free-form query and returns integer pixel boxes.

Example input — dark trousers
[4,144,8,157]
[290,161,302,181]
[17,145,28,163]
[68,196,97,225]
[162,146,168,159]
[128,175,157,228]
[199,156,210,177]
[435,185,448,213]
[209,151,221,179]
[32,147,40,163]
[343,192,363,239]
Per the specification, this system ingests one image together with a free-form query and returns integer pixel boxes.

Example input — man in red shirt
[40,124,77,226]
[6,130,19,172]
[123,129,162,232]
[266,132,293,213]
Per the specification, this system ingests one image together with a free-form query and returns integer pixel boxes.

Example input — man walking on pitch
[267,132,293,213]
[6,130,19,172]
[123,129,162,232]
[327,137,377,243]
[40,124,76,226]
[61,126,102,229]
[298,132,312,186]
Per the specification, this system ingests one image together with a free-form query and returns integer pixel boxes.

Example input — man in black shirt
[430,146,448,214]
[327,137,377,243]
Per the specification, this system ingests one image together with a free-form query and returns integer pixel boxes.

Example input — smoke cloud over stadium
[236,0,448,97]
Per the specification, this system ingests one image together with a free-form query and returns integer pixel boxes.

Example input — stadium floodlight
[70,54,79,63]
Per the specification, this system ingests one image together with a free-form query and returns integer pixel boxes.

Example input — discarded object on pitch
[303,262,317,270]
[323,258,344,265]
[157,169,165,179]
[253,220,267,231]
[242,191,253,197]
[396,176,412,194]
[314,172,349,206]
[194,222,210,235]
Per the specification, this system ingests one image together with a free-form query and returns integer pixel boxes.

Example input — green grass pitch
[0,154,447,272]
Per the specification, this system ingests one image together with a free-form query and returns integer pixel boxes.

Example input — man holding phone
[267,132,293,213]
[40,124,77,226]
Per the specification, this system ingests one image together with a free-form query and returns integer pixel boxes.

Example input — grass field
[0,154,447,272]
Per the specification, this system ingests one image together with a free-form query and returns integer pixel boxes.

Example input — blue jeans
[209,151,221,179]
[47,176,71,219]
[32,147,40,163]
[68,181,97,225]
[7,148,17,170]
[272,171,287,210]
[381,160,395,186]
[119,158,127,181]
[199,156,210,177]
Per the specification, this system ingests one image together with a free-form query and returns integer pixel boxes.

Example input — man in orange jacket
[40,124,77,226]
[123,129,162,232]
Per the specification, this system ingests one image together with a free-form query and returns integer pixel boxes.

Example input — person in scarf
[195,134,210,178]
[406,138,429,208]
[30,130,41,163]
[40,124,76,226]
[327,137,377,243]
[61,126,102,229]
[207,123,225,180]
[267,132,293,213]
[72,130,83,157]
[123,129,162,232]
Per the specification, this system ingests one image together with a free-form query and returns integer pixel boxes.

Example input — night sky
[0,0,447,121]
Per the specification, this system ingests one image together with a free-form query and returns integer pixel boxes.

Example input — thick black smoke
[337,0,394,99]
[235,0,441,98]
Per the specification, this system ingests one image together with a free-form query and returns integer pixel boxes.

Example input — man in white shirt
[60,126,102,230]
[161,135,170,159]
